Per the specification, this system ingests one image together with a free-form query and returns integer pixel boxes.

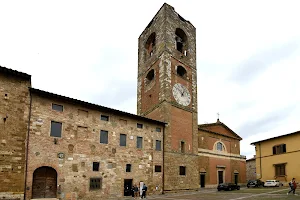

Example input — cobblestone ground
[120,187,300,200]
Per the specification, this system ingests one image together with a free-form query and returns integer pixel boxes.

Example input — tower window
[175,28,187,54]
[93,162,100,171]
[145,32,156,57]
[176,66,187,78]
[145,69,155,86]
[179,166,186,175]
[180,141,185,153]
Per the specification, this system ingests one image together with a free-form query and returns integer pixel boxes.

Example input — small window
[146,69,155,82]
[137,136,143,149]
[175,28,187,54]
[176,66,187,78]
[137,123,143,129]
[145,32,156,56]
[156,127,161,132]
[90,178,102,190]
[180,141,185,153]
[50,121,62,137]
[275,164,286,176]
[52,104,63,112]
[120,134,127,147]
[179,166,186,175]
[100,130,108,144]
[156,140,161,151]
[216,142,223,151]
[101,115,109,121]
[273,144,286,155]
[126,164,131,172]
[93,162,100,171]
[155,165,162,172]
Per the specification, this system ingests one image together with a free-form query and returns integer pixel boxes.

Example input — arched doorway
[32,166,57,199]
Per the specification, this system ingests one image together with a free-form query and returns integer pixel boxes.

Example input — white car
[264,180,281,187]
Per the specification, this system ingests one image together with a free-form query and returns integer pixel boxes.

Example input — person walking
[133,184,139,199]
[141,183,147,199]
[287,178,298,195]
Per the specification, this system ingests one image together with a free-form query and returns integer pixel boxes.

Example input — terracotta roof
[0,65,31,80]
[198,120,242,140]
[30,88,166,125]
[250,130,300,145]
[246,157,256,161]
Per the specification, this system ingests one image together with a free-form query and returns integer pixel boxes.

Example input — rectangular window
[156,140,161,151]
[100,130,108,144]
[137,123,143,129]
[90,178,102,190]
[275,164,286,176]
[101,115,109,121]
[120,134,127,147]
[180,141,185,153]
[179,166,186,175]
[52,104,63,112]
[137,136,143,149]
[273,144,286,155]
[155,165,162,172]
[126,164,131,172]
[156,127,161,132]
[93,162,100,171]
[50,121,62,137]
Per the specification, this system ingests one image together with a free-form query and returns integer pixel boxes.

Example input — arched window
[175,28,187,55]
[216,142,223,151]
[146,69,155,82]
[176,66,187,78]
[145,32,156,57]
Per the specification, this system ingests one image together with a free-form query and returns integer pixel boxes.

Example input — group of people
[287,178,298,195]
[131,183,147,199]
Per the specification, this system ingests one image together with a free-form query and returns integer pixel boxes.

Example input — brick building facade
[0,3,246,200]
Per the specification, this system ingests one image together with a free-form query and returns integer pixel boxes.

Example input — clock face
[172,83,191,106]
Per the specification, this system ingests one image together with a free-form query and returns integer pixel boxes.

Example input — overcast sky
[1,0,300,159]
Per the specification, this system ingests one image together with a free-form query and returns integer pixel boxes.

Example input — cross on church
[217,112,220,120]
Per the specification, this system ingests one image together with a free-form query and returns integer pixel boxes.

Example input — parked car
[217,183,240,191]
[264,180,282,187]
[247,179,264,188]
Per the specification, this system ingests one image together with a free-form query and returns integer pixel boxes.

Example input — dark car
[247,179,264,188]
[217,183,240,191]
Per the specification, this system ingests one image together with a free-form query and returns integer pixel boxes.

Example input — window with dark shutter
[93,162,100,171]
[126,164,131,172]
[179,166,186,175]
[275,164,286,176]
[273,144,287,155]
[155,165,162,172]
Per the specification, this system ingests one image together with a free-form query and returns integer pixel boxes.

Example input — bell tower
[137,4,199,190]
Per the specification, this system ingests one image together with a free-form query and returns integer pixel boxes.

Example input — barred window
[90,178,102,190]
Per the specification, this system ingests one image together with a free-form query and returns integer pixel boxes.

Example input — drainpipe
[259,143,262,179]
[24,90,32,200]
[162,123,166,194]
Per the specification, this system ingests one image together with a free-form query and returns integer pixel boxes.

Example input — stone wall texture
[0,70,31,199]
[25,94,164,200]
[246,158,256,181]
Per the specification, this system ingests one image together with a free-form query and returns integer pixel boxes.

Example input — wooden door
[32,167,57,199]
[218,171,223,184]
[200,174,205,188]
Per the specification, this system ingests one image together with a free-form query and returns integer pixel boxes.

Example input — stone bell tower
[137,3,199,190]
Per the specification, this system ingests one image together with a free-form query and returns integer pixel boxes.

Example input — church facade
[0,3,246,200]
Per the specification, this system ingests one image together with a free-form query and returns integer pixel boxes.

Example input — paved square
[122,187,300,200]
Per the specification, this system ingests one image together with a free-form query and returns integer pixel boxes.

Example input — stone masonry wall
[26,94,164,200]
[0,72,31,199]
